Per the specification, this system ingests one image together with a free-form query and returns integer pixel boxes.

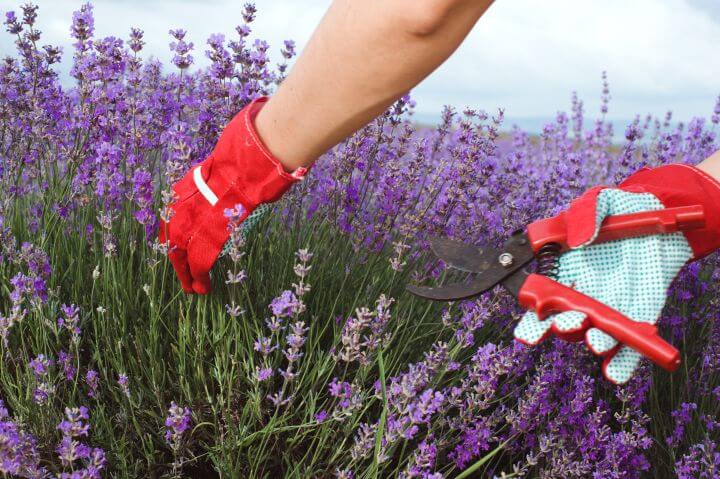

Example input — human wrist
[697,150,720,183]
[252,96,315,173]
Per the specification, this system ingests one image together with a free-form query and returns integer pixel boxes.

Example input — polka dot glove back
[219,203,272,257]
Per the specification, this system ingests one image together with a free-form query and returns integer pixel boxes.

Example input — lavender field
[1,3,719,478]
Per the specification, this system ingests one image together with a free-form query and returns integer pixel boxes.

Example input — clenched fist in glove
[514,164,720,384]
[159,97,306,294]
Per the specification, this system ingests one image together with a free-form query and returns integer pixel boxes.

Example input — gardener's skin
[699,150,720,178]
[255,0,720,182]
[255,0,495,171]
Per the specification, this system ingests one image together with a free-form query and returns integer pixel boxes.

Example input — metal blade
[429,237,498,273]
[407,232,538,302]
[406,276,501,301]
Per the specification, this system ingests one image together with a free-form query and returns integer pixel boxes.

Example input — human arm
[255,0,495,171]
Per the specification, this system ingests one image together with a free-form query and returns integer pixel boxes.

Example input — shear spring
[536,243,560,279]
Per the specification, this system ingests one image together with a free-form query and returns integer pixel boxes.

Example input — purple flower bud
[85,369,99,398]
[255,366,273,382]
[58,351,76,381]
[242,3,257,23]
[128,27,144,52]
[28,354,52,378]
[4,11,22,34]
[58,407,90,438]
[165,402,192,445]
[117,374,130,398]
[269,290,301,318]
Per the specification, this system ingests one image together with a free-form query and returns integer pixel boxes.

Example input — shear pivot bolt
[498,253,514,267]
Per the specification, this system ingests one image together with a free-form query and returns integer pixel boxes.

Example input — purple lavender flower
[28,354,52,378]
[333,295,394,365]
[269,290,301,318]
[169,28,194,69]
[284,321,308,362]
[58,303,81,343]
[57,435,89,468]
[56,406,106,477]
[165,401,192,445]
[0,400,45,476]
[70,3,94,49]
[329,378,358,410]
[281,40,296,60]
[401,438,438,478]
[131,169,156,238]
[224,203,247,222]
[58,406,90,438]
[4,11,22,35]
[117,373,130,398]
[676,439,720,478]
[254,336,276,356]
[85,369,99,398]
[32,383,54,405]
[58,351,76,381]
[255,366,273,382]
[666,402,698,448]
[128,27,144,52]
[242,3,257,23]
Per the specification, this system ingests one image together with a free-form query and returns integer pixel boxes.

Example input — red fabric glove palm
[159,97,306,294]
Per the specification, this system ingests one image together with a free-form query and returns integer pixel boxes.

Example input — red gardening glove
[570,165,720,382]
[159,97,306,294]
[566,164,720,257]
[515,164,720,383]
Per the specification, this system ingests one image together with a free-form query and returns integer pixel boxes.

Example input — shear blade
[406,276,498,301]
[407,233,537,301]
[429,237,498,273]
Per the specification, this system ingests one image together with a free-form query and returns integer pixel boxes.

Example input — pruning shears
[407,205,706,372]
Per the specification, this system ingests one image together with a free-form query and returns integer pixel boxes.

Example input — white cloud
[2,0,718,123]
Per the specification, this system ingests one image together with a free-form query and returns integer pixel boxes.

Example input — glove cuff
[208,96,307,208]
[619,164,720,259]
[183,97,307,291]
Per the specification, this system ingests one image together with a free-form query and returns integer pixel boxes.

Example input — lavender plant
[0,3,718,478]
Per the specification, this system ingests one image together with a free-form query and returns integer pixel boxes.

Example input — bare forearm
[698,150,720,181]
[255,0,494,170]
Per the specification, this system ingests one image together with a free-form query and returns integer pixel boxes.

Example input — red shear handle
[518,273,681,372]
[527,205,705,253]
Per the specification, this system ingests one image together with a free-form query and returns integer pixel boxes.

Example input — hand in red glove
[514,164,720,383]
[159,97,306,294]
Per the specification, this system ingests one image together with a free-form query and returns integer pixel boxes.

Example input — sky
[2,0,720,128]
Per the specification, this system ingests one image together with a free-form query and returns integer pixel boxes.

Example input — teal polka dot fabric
[220,203,272,257]
[514,189,693,384]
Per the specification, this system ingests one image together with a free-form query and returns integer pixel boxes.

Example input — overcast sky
[3,0,720,125]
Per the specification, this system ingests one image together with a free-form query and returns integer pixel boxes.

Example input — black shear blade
[407,232,536,301]
[406,275,500,301]
[429,237,499,273]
